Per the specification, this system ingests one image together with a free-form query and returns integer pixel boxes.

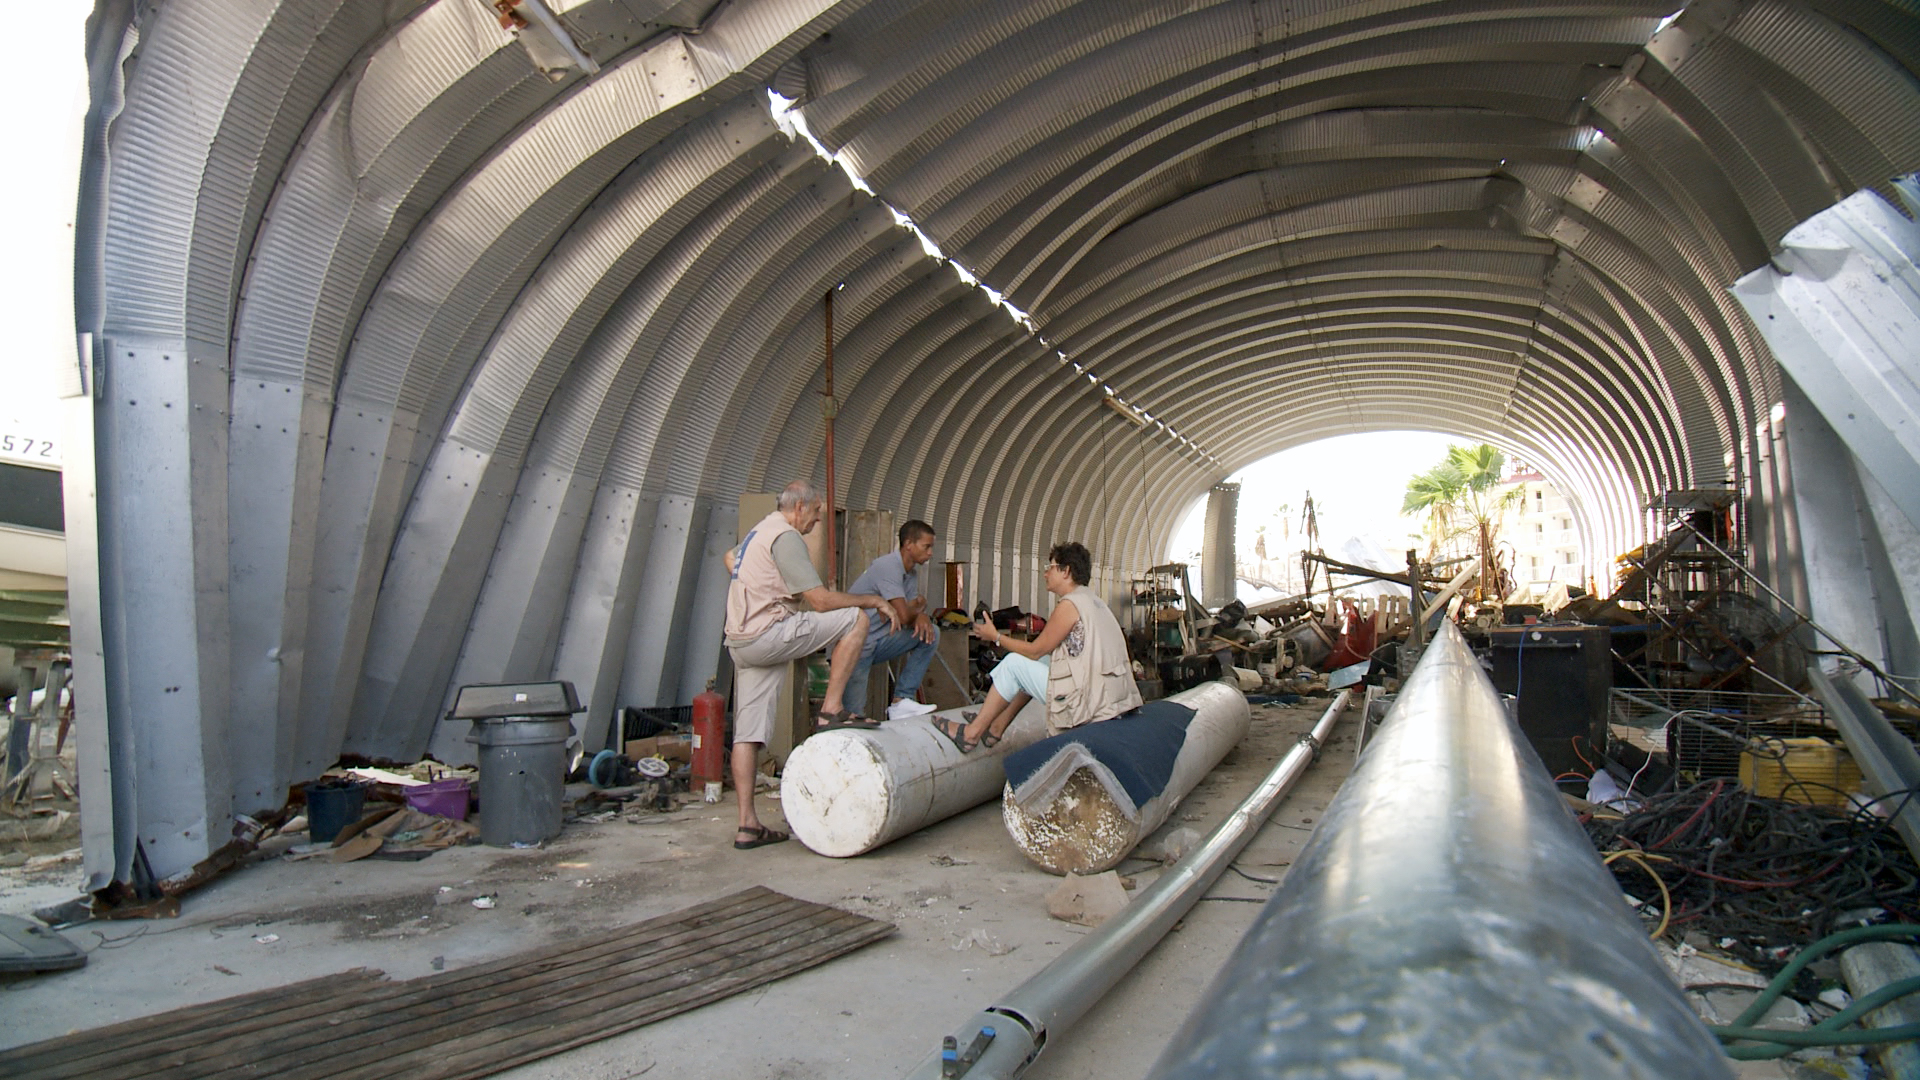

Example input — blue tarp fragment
[1003,699,1197,816]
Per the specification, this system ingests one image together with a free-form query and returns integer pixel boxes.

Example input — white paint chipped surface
[781,704,1047,857]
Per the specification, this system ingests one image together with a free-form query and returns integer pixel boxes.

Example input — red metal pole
[823,289,837,588]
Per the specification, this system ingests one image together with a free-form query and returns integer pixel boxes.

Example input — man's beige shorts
[727,607,863,745]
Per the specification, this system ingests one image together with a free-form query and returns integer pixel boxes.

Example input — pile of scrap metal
[1142,552,1485,700]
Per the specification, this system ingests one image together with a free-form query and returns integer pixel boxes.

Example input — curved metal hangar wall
[76,0,1918,877]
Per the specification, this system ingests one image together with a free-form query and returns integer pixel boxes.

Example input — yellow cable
[1604,849,1673,939]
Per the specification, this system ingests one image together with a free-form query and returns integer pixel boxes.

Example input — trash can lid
[0,914,86,973]
[449,681,582,720]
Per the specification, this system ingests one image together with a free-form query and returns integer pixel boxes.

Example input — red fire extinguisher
[691,678,727,788]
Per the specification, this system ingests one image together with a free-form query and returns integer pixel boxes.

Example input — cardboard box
[625,733,693,764]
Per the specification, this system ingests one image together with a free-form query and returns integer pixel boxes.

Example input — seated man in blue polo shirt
[843,519,942,722]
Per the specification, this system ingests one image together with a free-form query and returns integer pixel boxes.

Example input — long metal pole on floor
[1146,621,1734,1080]
[902,689,1353,1079]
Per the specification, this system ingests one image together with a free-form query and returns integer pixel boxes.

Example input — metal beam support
[1811,665,1920,867]
[1200,482,1238,608]
[1732,179,1920,531]
[1147,622,1731,1080]
[1778,377,1909,689]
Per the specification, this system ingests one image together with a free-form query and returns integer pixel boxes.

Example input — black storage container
[1486,625,1612,781]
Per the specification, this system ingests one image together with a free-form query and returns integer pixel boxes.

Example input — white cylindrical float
[780,702,1048,857]
[1003,681,1251,875]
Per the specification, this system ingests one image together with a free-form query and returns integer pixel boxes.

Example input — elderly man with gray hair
[723,480,900,849]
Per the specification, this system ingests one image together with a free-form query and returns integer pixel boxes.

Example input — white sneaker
[887,699,938,721]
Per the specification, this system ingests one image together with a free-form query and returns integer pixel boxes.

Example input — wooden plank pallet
[0,886,893,1080]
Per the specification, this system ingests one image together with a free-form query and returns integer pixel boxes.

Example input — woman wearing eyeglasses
[938,541,1141,751]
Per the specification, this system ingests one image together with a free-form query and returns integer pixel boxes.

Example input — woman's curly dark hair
[1049,541,1092,586]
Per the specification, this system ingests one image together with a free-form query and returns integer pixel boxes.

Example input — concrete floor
[0,700,1812,1079]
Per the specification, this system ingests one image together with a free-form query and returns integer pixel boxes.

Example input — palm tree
[1402,443,1524,599]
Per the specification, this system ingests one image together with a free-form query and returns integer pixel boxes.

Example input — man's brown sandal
[734,825,788,850]
[815,709,880,731]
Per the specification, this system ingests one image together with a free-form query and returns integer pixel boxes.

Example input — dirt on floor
[0,701,1837,1079]
[0,742,82,864]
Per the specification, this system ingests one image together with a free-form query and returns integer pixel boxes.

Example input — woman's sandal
[935,717,978,753]
[980,728,1006,749]
[734,825,789,850]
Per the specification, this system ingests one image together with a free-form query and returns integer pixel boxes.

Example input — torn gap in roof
[766,83,1222,467]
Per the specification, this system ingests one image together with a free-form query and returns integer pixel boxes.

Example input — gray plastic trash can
[467,717,572,846]
[451,681,582,848]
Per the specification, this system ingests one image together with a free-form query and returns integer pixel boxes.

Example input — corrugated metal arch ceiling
[79,0,1919,872]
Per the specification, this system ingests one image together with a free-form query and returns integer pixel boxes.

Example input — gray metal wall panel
[750,250,960,499]
[440,465,600,696]
[294,404,421,773]
[824,269,998,510]
[442,110,786,460]
[301,43,821,756]
[1857,464,1920,684]
[553,486,660,749]
[619,493,706,706]
[225,387,329,813]
[431,141,819,732]
[62,391,121,891]
[93,0,412,876]
[95,341,234,873]
[349,440,514,759]
[595,154,839,489]
[1733,183,1920,529]
[223,6,567,806]
[361,107,791,745]
[676,498,739,703]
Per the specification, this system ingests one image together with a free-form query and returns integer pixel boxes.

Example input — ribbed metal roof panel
[445,101,784,460]
[673,205,905,495]
[533,142,824,478]
[600,169,860,488]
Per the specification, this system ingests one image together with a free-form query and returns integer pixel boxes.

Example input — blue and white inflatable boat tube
[1001,681,1251,874]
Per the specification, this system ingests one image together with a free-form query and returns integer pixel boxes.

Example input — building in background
[1498,467,1583,599]
[0,416,65,591]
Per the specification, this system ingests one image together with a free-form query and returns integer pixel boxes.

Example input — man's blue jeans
[843,624,937,712]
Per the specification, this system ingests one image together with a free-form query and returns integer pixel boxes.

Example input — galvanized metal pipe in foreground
[902,688,1353,1079]
[1148,622,1734,1080]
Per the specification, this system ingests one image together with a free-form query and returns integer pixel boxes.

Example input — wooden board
[919,627,974,710]
[0,887,892,1080]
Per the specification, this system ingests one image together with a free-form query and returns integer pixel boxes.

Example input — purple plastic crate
[404,777,471,820]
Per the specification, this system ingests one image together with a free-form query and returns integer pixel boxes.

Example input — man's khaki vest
[725,510,802,642]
